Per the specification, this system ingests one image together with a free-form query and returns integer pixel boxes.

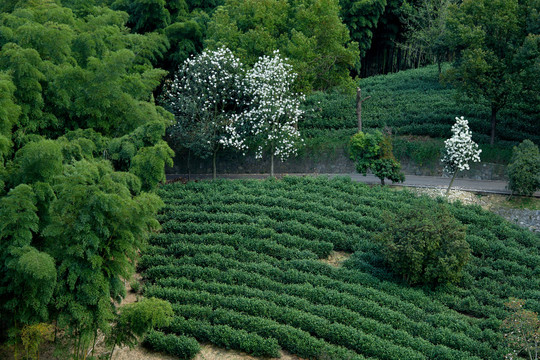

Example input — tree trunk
[446,171,458,196]
[356,88,371,133]
[108,334,119,360]
[490,106,497,145]
[187,149,191,181]
[356,88,362,132]
[397,47,402,72]
[90,330,97,357]
[212,149,217,180]
[270,152,274,178]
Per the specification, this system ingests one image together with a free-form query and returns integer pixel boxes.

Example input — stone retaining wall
[492,208,540,233]
[168,146,508,181]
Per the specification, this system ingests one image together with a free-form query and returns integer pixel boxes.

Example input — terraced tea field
[141,177,540,359]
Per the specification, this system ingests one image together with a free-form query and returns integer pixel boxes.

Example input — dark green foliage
[44,160,162,336]
[444,0,540,144]
[339,0,387,59]
[0,184,56,327]
[0,2,173,139]
[507,140,540,196]
[112,0,172,33]
[0,72,20,166]
[0,0,174,355]
[168,316,280,357]
[164,18,205,69]
[11,140,63,185]
[5,247,57,325]
[205,0,359,91]
[0,43,46,139]
[143,330,200,359]
[141,177,539,359]
[0,184,38,250]
[398,0,454,74]
[349,130,404,184]
[376,202,470,285]
[300,65,540,147]
[130,142,175,191]
[107,297,173,358]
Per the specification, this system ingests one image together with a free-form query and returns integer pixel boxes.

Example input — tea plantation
[140,176,540,359]
[302,65,540,145]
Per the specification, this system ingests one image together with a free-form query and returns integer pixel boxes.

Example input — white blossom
[222,50,304,161]
[162,47,245,154]
[441,116,482,174]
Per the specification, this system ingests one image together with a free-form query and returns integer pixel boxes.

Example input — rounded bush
[507,139,540,196]
[376,202,470,286]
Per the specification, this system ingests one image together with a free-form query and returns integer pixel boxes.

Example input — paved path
[166,173,540,197]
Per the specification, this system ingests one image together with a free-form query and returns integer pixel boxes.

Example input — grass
[140,176,540,360]
[504,196,540,210]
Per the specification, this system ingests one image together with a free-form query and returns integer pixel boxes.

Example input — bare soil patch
[320,251,351,267]
[193,345,304,360]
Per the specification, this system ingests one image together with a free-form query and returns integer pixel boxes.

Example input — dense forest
[0,0,539,359]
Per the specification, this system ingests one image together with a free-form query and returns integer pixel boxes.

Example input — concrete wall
[167,146,507,181]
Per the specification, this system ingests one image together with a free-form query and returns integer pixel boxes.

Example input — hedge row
[149,230,333,258]
[143,330,199,359]
[154,276,483,360]
[145,177,540,359]
[170,306,368,360]
[144,260,497,357]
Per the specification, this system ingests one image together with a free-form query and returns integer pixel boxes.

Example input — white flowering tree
[442,116,482,195]
[162,47,244,179]
[222,51,303,177]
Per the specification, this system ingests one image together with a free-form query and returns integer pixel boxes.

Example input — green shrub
[376,202,470,286]
[143,330,200,359]
[349,131,405,185]
[507,140,540,196]
[130,279,141,293]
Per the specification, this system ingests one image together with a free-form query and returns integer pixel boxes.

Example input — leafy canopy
[444,0,540,144]
[376,201,470,286]
[507,140,540,197]
[349,130,405,185]
[0,1,173,354]
[205,0,359,91]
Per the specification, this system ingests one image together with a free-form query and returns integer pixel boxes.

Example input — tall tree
[339,0,387,60]
[223,51,304,177]
[43,160,162,358]
[206,0,359,91]
[0,2,174,354]
[399,0,455,74]
[444,0,540,145]
[162,47,244,179]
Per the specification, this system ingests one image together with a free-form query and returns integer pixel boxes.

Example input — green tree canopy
[376,201,470,286]
[507,140,540,196]
[444,0,540,144]
[206,0,359,91]
[43,160,162,345]
[0,1,174,354]
[0,1,173,139]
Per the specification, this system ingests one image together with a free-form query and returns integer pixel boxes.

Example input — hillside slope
[302,65,540,145]
[140,177,540,359]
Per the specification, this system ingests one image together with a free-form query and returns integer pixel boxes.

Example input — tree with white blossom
[442,116,482,195]
[222,51,303,177]
[162,47,244,179]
